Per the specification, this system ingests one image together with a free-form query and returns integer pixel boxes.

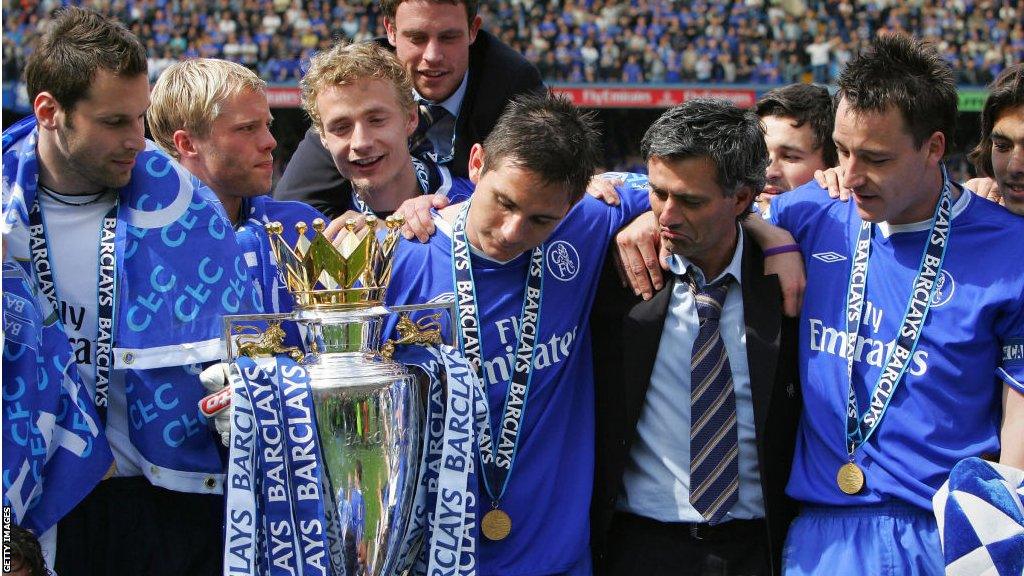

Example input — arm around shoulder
[1000,384,1024,469]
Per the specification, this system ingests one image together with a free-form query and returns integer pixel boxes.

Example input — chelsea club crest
[931,270,955,307]
[546,241,580,282]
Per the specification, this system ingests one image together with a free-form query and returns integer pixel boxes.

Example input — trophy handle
[232,320,306,362]
[222,312,303,362]
[381,312,443,360]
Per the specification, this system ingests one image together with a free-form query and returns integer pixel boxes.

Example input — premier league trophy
[211,216,455,576]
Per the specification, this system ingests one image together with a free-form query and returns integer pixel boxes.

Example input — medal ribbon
[843,166,954,456]
[27,195,118,423]
[450,201,544,505]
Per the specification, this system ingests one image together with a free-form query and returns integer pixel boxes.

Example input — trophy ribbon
[224,356,335,576]
[422,344,485,576]
[223,364,260,576]
[277,358,333,576]
[840,166,954,494]
[392,345,445,574]
[391,343,484,576]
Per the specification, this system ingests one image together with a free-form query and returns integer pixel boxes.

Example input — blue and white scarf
[934,457,1024,576]
[236,195,324,314]
[2,117,260,525]
[2,261,114,536]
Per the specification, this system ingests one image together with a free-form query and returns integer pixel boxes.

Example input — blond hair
[148,58,266,158]
[300,42,415,135]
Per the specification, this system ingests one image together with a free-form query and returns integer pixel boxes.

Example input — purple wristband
[762,244,801,257]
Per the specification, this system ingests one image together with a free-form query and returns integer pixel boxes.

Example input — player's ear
[468,143,485,185]
[405,103,419,139]
[34,92,61,130]
[468,15,482,44]
[173,130,200,159]
[924,130,946,166]
[733,185,754,218]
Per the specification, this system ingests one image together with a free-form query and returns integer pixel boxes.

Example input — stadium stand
[3,0,1021,86]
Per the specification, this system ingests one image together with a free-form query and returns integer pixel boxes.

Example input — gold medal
[837,462,865,495]
[481,508,512,541]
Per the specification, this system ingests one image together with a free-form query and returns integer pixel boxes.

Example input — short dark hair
[641,98,767,215]
[970,64,1024,178]
[480,94,600,204]
[25,6,147,113]
[756,83,838,167]
[836,33,957,151]
[380,0,479,25]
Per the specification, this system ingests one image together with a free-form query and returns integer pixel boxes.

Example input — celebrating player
[2,7,255,574]
[764,34,1024,574]
[148,57,323,317]
[386,94,650,575]
[966,64,1024,215]
[755,83,837,213]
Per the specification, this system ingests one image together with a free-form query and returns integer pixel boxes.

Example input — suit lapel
[621,279,673,424]
[741,238,782,435]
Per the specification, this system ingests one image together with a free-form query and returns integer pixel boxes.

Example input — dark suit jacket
[590,235,801,576]
[272,30,545,219]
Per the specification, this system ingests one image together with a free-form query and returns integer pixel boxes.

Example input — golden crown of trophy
[220,215,450,576]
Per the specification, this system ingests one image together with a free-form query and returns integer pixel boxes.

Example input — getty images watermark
[2,505,11,572]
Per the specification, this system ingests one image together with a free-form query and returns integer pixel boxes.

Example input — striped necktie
[686,270,739,524]
[409,103,448,160]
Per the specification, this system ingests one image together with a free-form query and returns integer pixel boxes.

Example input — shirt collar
[667,225,745,286]
[876,181,970,238]
[415,71,468,118]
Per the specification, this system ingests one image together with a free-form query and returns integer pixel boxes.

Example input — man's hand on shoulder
[395,194,450,242]
[587,175,622,206]
[965,177,1002,205]
[741,216,806,318]
[613,210,666,301]
[814,166,852,201]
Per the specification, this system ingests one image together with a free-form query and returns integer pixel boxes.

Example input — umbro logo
[812,251,847,263]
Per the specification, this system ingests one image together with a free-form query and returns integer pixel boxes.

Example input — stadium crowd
[3,0,1022,86]
[5,1,1024,575]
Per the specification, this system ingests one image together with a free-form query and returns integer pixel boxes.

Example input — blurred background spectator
[3,0,1016,180]
[3,0,1021,86]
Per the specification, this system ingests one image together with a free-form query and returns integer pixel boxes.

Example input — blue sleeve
[999,339,1024,394]
[297,203,327,224]
[765,181,834,245]
[589,171,652,235]
[270,201,326,243]
[612,172,653,224]
[383,237,456,344]
[996,285,1024,393]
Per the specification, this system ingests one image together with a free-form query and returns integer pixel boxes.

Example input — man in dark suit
[590,99,801,576]
[274,0,544,219]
